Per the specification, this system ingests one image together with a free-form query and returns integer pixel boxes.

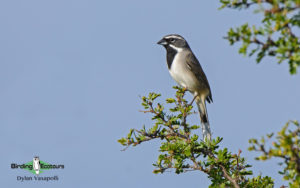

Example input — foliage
[219,0,300,74]
[219,1,300,186]
[118,87,274,188]
[118,1,300,187]
[249,120,300,187]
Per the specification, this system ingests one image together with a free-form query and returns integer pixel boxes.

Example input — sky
[0,0,299,187]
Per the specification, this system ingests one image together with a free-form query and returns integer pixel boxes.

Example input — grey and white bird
[33,156,41,175]
[157,34,213,140]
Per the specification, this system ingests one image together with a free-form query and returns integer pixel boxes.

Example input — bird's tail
[196,97,212,141]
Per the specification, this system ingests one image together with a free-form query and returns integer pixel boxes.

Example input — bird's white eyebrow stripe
[165,35,184,40]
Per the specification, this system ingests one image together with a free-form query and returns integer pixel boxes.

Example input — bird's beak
[157,38,168,45]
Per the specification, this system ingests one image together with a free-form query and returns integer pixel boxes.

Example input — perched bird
[157,34,213,140]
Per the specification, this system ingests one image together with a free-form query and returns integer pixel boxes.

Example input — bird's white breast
[169,52,198,92]
[33,160,40,169]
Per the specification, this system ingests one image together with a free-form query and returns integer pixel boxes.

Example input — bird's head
[157,34,189,51]
[33,156,39,161]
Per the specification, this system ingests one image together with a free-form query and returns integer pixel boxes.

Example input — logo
[11,156,64,182]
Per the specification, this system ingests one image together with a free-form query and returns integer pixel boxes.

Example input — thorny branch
[119,87,249,187]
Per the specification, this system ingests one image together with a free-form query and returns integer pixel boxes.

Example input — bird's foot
[182,87,188,92]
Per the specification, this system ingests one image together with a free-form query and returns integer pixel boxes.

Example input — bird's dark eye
[170,38,175,42]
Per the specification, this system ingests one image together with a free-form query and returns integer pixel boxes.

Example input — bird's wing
[186,52,213,103]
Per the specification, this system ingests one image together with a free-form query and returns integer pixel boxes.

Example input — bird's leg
[189,95,197,106]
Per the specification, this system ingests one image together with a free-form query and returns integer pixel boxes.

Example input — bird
[33,156,41,175]
[157,34,213,140]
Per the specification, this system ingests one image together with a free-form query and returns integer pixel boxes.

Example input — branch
[119,87,263,187]
[220,164,240,188]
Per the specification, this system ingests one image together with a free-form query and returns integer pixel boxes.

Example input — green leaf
[166,98,176,103]
[117,138,128,146]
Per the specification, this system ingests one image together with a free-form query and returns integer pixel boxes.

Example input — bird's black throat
[165,45,177,69]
